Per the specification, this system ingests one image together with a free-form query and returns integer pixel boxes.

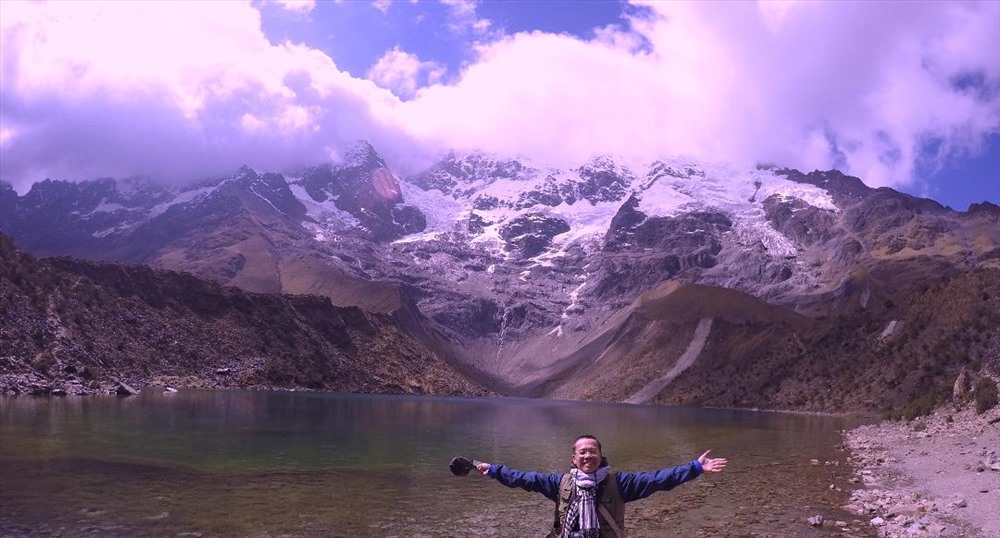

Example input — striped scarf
[562,464,610,538]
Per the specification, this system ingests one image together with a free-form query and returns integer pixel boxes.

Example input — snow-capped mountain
[2,142,998,410]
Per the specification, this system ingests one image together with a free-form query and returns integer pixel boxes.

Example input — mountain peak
[967,200,1000,219]
[341,141,386,171]
[229,165,259,184]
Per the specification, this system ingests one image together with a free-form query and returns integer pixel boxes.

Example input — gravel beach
[844,404,1000,538]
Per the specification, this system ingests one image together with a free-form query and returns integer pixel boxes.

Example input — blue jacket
[486,459,703,503]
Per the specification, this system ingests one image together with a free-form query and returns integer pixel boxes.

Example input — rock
[949,497,967,508]
[834,520,847,527]
[115,381,140,396]
[926,523,947,534]
[954,367,972,401]
[888,503,922,517]
[807,515,824,527]
[49,387,67,396]
[870,516,886,527]
[164,386,178,393]
[215,368,232,375]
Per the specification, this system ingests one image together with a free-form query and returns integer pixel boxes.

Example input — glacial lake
[0,390,875,537]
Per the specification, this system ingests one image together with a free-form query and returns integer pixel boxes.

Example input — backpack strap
[597,504,624,538]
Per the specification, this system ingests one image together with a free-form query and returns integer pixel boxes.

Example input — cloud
[372,0,392,15]
[271,0,316,14]
[0,0,418,189]
[440,0,492,36]
[367,47,446,99]
[396,1,1000,191]
[1,0,997,199]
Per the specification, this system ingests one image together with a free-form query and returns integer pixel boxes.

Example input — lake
[0,390,874,537]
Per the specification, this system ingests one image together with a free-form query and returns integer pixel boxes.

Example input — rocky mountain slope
[2,142,998,411]
[0,233,489,397]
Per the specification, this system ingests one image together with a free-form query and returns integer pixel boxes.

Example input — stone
[115,381,140,396]
[807,515,824,527]
[953,367,971,401]
[888,503,922,517]
[870,516,886,527]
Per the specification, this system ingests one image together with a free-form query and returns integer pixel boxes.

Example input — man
[475,434,727,538]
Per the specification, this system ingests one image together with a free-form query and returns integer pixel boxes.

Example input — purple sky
[1,0,997,210]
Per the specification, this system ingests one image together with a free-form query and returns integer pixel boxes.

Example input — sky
[1,0,998,211]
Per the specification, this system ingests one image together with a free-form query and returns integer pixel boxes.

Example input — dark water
[0,390,875,537]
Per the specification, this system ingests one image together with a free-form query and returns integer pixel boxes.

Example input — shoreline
[843,404,1000,538]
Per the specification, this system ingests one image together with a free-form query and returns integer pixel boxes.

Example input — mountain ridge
[2,143,998,412]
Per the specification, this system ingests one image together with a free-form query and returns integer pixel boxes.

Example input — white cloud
[440,0,492,36]
[398,1,1000,191]
[272,0,316,14]
[1,0,997,201]
[372,0,392,15]
[0,0,416,189]
[367,47,446,99]
[440,0,476,18]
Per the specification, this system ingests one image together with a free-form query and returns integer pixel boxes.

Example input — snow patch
[82,199,127,217]
[249,184,284,215]
[879,320,901,340]
[288,184,358,234]
[147,186,216,219]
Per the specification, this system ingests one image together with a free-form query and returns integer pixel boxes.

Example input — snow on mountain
[88,183,217,238]
[389,153,838,263]
[82,200,128,217]
[147,186,216,218]
[289,182,359,241]
[638,160,838,258]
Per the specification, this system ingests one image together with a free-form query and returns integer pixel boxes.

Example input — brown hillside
[634,280,810,326]
[518,281,812,403]
[0,233,489,397]
[656,268,1000,412]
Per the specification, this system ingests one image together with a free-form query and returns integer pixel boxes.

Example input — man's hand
[698,450,727,473]
[476,462,491,476]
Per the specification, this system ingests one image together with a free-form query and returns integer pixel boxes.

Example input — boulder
[115,381,140,396]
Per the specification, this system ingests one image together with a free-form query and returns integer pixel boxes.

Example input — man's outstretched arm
[476,461,562,502]
[617,449,728,502]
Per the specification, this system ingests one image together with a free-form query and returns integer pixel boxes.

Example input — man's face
[572,438,602,474]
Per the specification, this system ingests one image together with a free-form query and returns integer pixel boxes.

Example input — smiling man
[476,434,727,537]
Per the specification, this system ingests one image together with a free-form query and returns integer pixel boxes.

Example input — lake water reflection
[0,390,874,537]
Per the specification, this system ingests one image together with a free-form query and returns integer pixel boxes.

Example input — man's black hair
[573,434,602,453]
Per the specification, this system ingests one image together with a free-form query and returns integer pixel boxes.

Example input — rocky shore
[844,404,1000,538]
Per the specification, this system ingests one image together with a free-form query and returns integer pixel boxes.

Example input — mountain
[2,143,999,411]
[0,233,490,397]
